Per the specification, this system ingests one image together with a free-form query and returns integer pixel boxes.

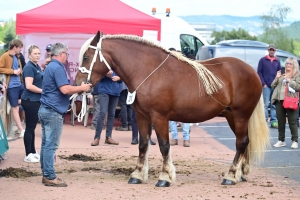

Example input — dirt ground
[1,116,300,200]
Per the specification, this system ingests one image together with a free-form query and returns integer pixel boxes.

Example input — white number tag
[126,91,136,105]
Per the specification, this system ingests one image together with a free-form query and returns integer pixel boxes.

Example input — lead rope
[71,54,169,122]
[132,54,170,93]
[199,62,228,108]
[210,95,227,107]
[69,92,88,122]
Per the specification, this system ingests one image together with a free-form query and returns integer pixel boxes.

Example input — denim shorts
[7,85,24,107]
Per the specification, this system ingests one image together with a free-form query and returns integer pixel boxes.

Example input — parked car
[196,40,299,73]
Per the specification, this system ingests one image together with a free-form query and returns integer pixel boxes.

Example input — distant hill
[179,15,295,37]
[257,21,300,42]
[282,21,300,40]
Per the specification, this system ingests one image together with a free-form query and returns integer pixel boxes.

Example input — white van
[151,15,209,57]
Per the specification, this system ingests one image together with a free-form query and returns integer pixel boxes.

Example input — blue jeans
[119,89,132,127]
[91,95,100,126]
[94,93,119,139]
[38,105,64,180]
[169,121,190,141]
[262,87,277,123]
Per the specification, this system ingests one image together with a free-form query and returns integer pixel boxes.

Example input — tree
[3,32,14,50]
[2,19,16,51]
[210,28,257,44]
[259,4,294,53]
[0,25,4,42]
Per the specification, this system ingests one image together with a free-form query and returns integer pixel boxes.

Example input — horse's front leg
[153,117,176,187]
[128,113,152,184]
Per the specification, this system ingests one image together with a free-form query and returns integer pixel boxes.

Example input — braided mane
[80,34,223,95]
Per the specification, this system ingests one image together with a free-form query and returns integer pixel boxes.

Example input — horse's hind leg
[128,113,152,184]
[222,110,250,185]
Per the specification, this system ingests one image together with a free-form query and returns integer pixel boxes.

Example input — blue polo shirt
[8,55,22,88]
[21,61,43,101]
[40,59,70,114]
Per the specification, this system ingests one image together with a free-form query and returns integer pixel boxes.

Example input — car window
[277,56,288,68]
[196,46,212,60]
[277,56,288,74]
[245,47,268,70]
[180,34,204,59]
[195,38,204,53]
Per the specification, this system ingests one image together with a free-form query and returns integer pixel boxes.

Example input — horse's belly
[169,105,224,123]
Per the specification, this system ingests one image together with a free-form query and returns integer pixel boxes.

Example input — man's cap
[268,44,276,50]
[45,44,52,50]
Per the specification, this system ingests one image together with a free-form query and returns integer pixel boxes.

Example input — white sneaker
[24,153,39,163]
[19,129,25,138]
[21,120,25,129]
[273,141,286,147]
[33,152,40,160]
[291,141,298,149]
[6,135,14,140]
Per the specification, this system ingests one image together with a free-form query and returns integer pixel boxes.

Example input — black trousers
[119,89,132,127]
[131,108,153,141]
[131,109,138,140]
[21,99,40,156]
[275,100,298,143]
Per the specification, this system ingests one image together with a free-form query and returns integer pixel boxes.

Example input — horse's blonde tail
[247,95,270,163]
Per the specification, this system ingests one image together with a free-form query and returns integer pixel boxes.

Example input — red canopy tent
[16,0,161,39]
[16,0,161,85]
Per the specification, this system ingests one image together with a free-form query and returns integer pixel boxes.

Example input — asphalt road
[198,120,300,183]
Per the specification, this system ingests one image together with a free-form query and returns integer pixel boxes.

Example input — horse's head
[75,31,110,86]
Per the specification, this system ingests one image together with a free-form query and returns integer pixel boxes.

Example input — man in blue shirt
[257,44,281,128]
[39,42,91,187]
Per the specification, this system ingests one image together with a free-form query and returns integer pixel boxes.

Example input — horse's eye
[83,56,89,61]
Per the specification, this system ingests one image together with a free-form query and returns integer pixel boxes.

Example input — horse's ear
[94,31,101,43]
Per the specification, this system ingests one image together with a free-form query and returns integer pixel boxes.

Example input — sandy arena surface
[1,116,300,200]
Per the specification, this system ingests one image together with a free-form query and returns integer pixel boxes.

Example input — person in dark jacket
[18,52,26,69]
[115,82,132,131]
[257,44,281,128]
[130,108,156,145]
[91,70,121,146]
[18,52,26,128]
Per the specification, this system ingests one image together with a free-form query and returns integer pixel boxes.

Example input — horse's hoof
[155,180,170,187]
[221,179,236,185]
[128,178,142,184]
[240,176,247,182]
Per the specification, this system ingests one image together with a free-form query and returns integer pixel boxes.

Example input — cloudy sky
[0,0,299,21]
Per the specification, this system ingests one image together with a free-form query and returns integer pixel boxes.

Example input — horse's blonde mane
[79,37,93,67]
[80,34,223,95]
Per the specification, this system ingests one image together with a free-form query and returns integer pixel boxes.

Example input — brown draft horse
[75,31,270,187]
